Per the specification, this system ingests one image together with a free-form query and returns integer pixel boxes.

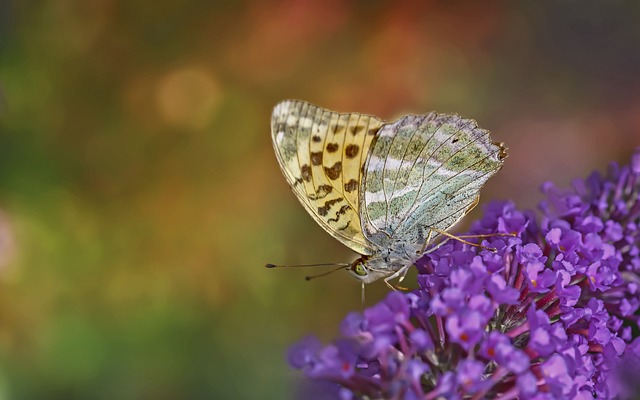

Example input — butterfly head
[348,256,391,284]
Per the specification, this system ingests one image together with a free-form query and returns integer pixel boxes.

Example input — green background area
[0,1,639,398]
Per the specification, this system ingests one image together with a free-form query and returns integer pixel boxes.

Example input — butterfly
[270,99,506,288]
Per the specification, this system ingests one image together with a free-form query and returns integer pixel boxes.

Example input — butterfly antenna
[304,265,350,281]
[265,262,350,269]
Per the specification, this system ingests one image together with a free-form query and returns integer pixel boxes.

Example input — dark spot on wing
[344,179,358,192]
[309,184,332,200]
[367,127,380,136]
[317,198,343,216]
[311,152,323,166]
[452,138,459,143]
[301,165,312,182]
[345,144,359,158]
[324,162,342,180]
[312,135,322,143]
[349,125,365,135]
[329,205,351,222]
[332,124,345,134]
[326,143,339,153]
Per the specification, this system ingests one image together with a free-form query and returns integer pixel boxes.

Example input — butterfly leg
[417,228,435,254]
[455,233,517,239]
[424,227,499,253]
[382,265,411,291]
[416,226,452,256]
[422,237,451,255]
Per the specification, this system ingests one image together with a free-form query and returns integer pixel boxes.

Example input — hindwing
[362,113,506,248]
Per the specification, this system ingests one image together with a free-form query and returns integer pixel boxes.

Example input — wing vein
[383,115,450,235]
[403,146,500,234]
[388,115,422,209]
[393,117,473,229]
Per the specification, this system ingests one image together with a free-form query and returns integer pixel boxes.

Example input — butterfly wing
[271,100,385,255]
[361,113,506,248]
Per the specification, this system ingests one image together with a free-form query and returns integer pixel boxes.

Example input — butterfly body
[271,100,506,285]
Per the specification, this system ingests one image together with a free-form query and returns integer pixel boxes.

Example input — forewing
[271,100,384,255]
[362,113,506,246]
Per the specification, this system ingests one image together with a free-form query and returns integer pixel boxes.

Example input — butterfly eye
[353,263,367,276]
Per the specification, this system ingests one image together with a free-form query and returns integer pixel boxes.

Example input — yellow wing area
[271,100,384,255]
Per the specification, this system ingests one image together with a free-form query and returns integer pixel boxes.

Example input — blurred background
[0,1,639,398]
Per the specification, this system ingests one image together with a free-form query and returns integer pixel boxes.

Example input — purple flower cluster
[289,148,640,399]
